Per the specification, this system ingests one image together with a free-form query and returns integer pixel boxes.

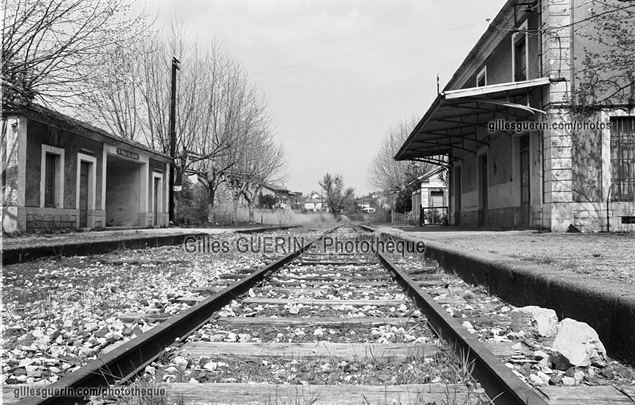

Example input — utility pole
[169,56,180,224]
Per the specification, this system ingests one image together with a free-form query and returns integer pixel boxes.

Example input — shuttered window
[44,153,56,207]
[611,117,635,201]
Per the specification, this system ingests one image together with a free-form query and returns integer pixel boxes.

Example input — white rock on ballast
[510,306,558,337]
[552,318,607,367]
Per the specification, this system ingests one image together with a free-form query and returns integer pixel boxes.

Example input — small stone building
[2,104,170,234]
[260,183,291,208]
[411,169,449,225]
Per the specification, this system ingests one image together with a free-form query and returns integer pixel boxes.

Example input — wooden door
[520,136,530,225]
[455,167,461,225]
[154,177,160,226]
[79,162,89,228]
[479,156,488,226]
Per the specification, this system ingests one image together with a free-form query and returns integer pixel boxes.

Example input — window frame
[76,153,97,212]
[476,66,487,87]
[610,116,635,202]
[44,153,56,207]
[40,145,65,208]
[511,20,529,82]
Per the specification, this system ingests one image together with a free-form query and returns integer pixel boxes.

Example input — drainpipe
[569,0,576,96]
[606,186,611,233]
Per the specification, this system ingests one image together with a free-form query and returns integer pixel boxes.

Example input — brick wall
[26,209,77,232]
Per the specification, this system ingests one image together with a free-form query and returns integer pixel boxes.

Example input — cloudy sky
[143,0,507,195]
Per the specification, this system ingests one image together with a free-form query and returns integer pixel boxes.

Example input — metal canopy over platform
[394,77,550,162]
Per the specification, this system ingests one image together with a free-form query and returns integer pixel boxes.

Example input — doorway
[454,167,462,225]
[520,136,530,225]
[478,155,488,227]
[105,155,141,227]
[79,161,89,228]
[153,176,161,226]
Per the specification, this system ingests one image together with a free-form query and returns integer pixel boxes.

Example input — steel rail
[17,227,340,405]
[377,252,549,405]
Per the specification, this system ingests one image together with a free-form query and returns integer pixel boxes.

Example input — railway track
[9,225,552,405]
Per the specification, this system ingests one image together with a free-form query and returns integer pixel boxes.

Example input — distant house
[260,183,291,208]
[2,104,169,234]
[411,169,449,225]
[304,195,330,212]
[288,191,303,209]
[303,199,323,212]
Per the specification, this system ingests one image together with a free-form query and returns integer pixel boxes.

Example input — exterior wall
[433,0,634,231]
[571,1,632,105]
[480,39,513,85]
[564,109,635,232]
[2,116,27,234]
[459,10,541,89]
[21,120,106,232]
[1,110,170,233]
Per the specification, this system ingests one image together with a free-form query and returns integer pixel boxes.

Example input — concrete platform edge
[1,233,207,266]
[366,226,635,367]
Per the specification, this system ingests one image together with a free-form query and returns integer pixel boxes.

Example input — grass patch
[211,205,347,228]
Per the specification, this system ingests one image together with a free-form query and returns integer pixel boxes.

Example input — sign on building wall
[116,148,139,160]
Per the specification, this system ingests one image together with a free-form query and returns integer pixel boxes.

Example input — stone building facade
[395,0,634,232]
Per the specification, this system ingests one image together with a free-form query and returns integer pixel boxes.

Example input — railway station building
[2,104,170,234]
[395,0,635,232]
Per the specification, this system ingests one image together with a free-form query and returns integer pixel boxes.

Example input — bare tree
[121,29,249,223]
[228,129,287,222]
[320,173,355,218]
[2,0,147,108]
[367,116,437,195]
[576,1,635,107]
[80,36,148,140]
[161,39,283,224]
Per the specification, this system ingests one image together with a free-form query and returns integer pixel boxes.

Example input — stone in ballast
[510,306,558,337]
[552,318,607,368]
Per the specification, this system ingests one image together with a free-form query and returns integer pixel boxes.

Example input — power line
[254,21,487,75]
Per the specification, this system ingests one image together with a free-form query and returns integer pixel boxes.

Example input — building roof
[444,1,523,91]
[394,77,550,161]
[409,166,447,189]
[2,103,171,162]
[262,183,290,193]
